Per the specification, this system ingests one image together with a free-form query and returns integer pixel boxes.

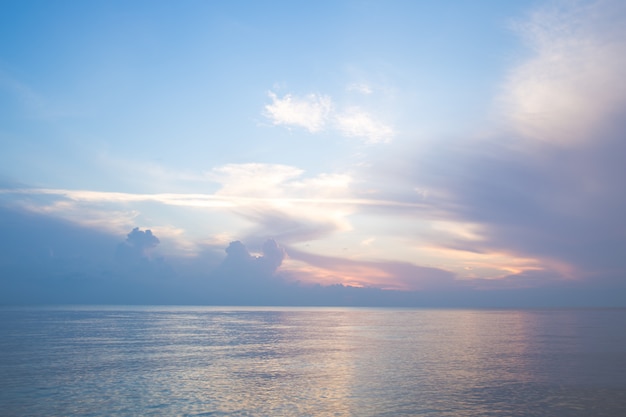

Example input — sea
[1,307,625,417]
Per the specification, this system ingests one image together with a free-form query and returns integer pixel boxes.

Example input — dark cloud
[258,239,287,273]
[224,240,252,261]
[126,227,160,250]
[377,111,626,290]
[116,227,161,265]
[0,212,180,304]
[0,205,121,304]
[217,239,286,281]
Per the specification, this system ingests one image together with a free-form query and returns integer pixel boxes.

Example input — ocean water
[1,307,625,416]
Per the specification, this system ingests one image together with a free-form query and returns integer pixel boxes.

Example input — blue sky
[1,0,625,306]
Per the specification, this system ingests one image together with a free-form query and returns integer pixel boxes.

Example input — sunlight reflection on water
[1,307,625,416]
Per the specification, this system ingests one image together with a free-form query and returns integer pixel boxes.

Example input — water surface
[1,306,625,416]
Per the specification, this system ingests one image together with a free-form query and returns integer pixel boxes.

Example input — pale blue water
[1,307,625,416]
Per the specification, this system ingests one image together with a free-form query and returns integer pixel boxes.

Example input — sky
[1,0,625,306]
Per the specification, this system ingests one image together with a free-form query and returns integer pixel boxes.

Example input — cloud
[1,202,622,307]
[6,186,423,210]
[500,0,626,145]
[216,239,286,281]
[235,207,348,245]
[377,0,626,289]
[210,163,304,198]
[207,163,356,244]
[258,239,286,272]
[125,227,160,251]
[115,227,165,268]
[264,90,394,143]
[474,0,626,282]
[0,205,118,265]
[0,169,430,254]
[399,122,626,286]
[336,0,626,293]
[264,91,332,132]
[0,166,425,213]
[222,240,253,265]
[0,207,168,304]
[283,246,457,291]
[335,107,394,144]
[346,83,373,95]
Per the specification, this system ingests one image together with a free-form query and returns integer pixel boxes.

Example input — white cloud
[264,91,333,132]
[207,164,354,236]
[501,0,626,145]
[264,90,395,143]
[210,163,304,198]
[288,173,352,198]
[334,107,394,144]
[0,161,429,249]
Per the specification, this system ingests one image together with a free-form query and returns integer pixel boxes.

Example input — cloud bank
[0,201,623,307]
[382,0,626,291]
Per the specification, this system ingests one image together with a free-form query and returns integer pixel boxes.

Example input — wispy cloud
[335,107,394,144]
[0,70,78,120]
[0,187,428,210]
[283,246,457,290]
[501,0,626,145]
[346,83,373,95]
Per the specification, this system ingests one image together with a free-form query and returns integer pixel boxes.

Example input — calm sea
[1,307,625,416]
